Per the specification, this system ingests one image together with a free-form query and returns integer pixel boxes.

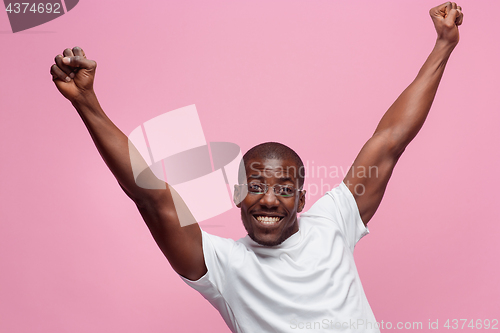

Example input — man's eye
[278,186,294,196]
[248,184,263,192]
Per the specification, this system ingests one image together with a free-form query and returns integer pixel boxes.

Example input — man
[50,2,463,332]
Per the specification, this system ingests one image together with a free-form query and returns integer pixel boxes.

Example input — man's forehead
[245,158,299,180]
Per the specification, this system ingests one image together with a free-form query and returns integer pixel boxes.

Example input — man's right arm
[50,46,207,281]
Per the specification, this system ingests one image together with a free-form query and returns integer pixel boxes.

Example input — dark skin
[50,48,206,281]
[344,2,463,224]
[50,3,463,280]
[235,158,306,247]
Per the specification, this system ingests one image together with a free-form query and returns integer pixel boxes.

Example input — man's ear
[297,190,306,213]
[234,184,245,207]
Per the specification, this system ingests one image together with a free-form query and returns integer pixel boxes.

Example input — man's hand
[50,46,96,103]
[50,46,207,280]
[344,3,464,224]
[430,2,463,45]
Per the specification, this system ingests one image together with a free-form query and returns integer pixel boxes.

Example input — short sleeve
[178,231,239,331]
[301,181,369,251]
[179,230,235,288]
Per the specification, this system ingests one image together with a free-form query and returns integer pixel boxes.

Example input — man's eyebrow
[248,175,294,181]
[278,177,294,183]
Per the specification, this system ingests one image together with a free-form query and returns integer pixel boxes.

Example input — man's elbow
[372,129,408,157]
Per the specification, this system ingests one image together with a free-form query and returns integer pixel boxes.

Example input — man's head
[235,142,306,246]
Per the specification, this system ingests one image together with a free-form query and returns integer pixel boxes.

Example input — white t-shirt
[181,182,380,333]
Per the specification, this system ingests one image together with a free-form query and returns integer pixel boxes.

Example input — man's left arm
[344,2,463,225]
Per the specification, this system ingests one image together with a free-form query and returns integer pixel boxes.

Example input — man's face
[236,157,306,246]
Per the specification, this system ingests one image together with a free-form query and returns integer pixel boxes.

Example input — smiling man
[184,141,377,332]
[51,2,463,332]
[237,149,306,247]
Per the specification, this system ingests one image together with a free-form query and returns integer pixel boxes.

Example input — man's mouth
[254,215,284,225]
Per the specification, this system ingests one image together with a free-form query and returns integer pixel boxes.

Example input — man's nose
[259,187,280,207]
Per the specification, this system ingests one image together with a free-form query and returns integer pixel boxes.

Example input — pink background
[1,0,499,332]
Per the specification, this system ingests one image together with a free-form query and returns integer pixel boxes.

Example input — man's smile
[253,214,285,226]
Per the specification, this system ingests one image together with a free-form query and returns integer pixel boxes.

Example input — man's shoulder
[200,229,251,254]
[302,182,361,216]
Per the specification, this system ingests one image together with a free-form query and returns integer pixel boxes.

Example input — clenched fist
[50,46,97,103]
[430,2,464,45]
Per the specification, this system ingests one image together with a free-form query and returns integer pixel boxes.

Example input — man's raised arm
[50,46,207,280]
[344,2,463,225]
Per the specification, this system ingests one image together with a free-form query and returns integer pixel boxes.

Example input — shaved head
[239,142,305,188]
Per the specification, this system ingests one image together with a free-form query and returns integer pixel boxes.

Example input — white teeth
[256,216,281,224]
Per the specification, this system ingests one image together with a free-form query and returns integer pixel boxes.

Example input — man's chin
[246,222,298,247]
[249,234,285,247]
